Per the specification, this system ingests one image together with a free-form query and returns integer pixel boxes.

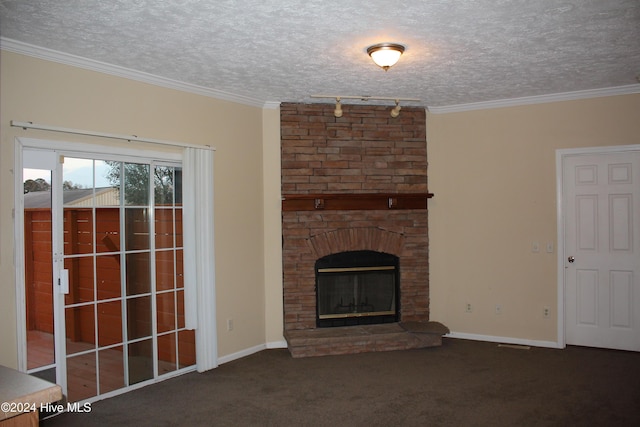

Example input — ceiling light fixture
[367,43,405,71]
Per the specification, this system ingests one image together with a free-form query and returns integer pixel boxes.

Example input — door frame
[555,143,640,349]
[14,136,182,377]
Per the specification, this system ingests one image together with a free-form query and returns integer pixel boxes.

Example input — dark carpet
[43,338,640,426]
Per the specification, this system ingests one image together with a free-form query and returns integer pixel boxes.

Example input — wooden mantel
[282,193,434,211]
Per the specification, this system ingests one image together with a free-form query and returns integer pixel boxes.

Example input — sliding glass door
[21,148,195,403]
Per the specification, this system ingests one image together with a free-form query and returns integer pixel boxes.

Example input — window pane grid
[60,159,192,402]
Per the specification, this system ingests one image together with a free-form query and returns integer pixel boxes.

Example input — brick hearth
[281,102,439,356]
[285,322,449,358]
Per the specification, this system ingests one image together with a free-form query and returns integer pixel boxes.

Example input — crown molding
[427,84,640,114]
[263,101,282,110]
[0,37,269,109]
[3,37,638,114]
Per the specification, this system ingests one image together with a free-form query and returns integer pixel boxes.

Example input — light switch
[532,242,540,253]
[546,242,554,253]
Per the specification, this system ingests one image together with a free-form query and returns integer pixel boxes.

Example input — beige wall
[2,49,638,371]
[427,94,640,344]
[0,51,271,368]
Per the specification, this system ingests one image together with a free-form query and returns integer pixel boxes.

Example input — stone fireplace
[280,102,447,357]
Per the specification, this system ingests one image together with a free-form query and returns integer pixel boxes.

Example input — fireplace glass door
[316,251,399,327]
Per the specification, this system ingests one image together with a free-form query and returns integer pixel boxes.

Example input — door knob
[568,256,575,263]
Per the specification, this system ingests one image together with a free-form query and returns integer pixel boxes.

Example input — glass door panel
[67,353,97,402]
[176,249,184,288]
[128,340,153,385]
[96,208,120,253]
[23,168,55,375]
[155,209,175,249]
[62,157,103,402]
[156,292,176,333]
[125,208,150,251]
[178,330,196,368]
[96,254,121,300]
[61,158,192,402]
[157,333,177,375]
[127,296,152,340]
[125,253,151,295]
[99,345,125,394]
[156,250,176,291]
[97,301,123,346]
[64,305,95,355]
[64,257,94,305]
[63,208,94,255]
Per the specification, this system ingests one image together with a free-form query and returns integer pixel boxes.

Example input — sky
[23,157,113,188]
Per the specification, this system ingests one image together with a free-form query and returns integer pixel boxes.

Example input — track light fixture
[390,100,401,118]
[334,97,343,118]
[311,95,420,119]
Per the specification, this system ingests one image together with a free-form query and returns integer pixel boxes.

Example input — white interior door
[563,148,640,351]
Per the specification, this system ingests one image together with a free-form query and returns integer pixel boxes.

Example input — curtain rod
[11,121,216,151]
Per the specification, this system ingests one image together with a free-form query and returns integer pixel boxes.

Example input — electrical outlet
[227,318,234,331]
[495,304,502,315]
[465,303,473,313]
[543,307,550,318]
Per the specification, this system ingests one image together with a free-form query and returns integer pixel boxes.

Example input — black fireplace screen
[316,251,399,327]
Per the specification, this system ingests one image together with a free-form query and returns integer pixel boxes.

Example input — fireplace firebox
[316,251,399,328]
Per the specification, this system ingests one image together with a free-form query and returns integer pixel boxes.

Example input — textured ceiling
[1,0,639,109]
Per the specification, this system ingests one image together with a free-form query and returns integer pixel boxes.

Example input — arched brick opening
[307,227,405,259]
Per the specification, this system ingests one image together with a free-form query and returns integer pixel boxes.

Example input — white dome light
[367,43,405,71]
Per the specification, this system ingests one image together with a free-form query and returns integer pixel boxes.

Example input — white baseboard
[217,340,288,365]
[266,340,288,349]
[217,344,266,365]
[446,332,563,349]
[216,334,562,366]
